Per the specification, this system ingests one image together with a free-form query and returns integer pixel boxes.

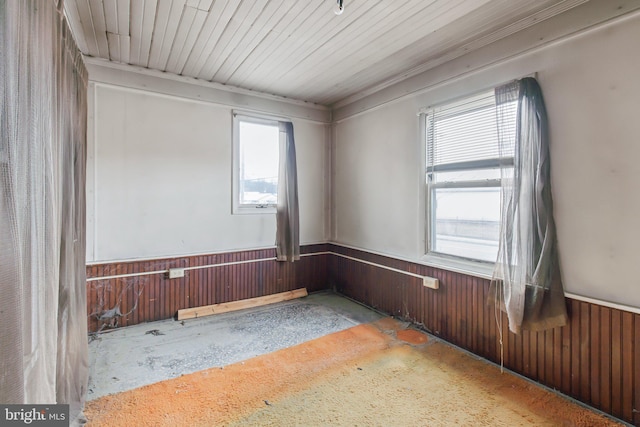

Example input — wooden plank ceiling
[64,0,588,106]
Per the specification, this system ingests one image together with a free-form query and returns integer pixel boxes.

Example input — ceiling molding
[66,0,587,106]
[331,0,589,109]
[84,57,331,124]
[333,0,640,121]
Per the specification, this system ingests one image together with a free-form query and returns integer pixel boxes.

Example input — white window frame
[421,90,513,276]
[232,112,283,215]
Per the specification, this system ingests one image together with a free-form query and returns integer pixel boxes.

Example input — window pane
[239,121,279,205]
[432,187,500,262]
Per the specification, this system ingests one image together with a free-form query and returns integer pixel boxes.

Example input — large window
[232,113,281,214]
[424,90,515,263]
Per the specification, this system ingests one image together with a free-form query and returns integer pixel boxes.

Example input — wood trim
[85,242,638,425]
[326,244,639,426]
[177,288,308,320]
[86,244,329,333]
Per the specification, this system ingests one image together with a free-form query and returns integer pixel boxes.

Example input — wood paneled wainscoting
[86,243,639,425]
[327,244,640,427]
[86,244,329,334]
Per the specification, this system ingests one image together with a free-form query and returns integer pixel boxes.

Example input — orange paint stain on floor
[85,318,623,427]
[85,322,393,427]
[396,328,429,345]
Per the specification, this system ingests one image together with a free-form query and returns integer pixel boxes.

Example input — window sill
[421,253,494,280]
[233,206,277,215]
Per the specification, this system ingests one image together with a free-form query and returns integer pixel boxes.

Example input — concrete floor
[87,291,383,400]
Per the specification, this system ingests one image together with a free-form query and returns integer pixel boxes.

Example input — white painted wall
[333,14,640,308]
[87,82,328,262]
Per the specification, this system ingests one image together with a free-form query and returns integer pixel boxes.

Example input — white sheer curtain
[490,77,567,334]
[1,0,88,424]
[276,122,300,262]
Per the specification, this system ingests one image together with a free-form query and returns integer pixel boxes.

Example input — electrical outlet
[167,268,185,279]
[423,276,439,290]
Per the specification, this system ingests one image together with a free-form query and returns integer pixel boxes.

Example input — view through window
[234,115,280,211]
[425,90,515,263]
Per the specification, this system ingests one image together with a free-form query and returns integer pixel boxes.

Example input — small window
[424,90,515,263]
[232,113,282,214]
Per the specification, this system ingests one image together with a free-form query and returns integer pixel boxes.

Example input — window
[232,113,282,214]
[424,90,515,264]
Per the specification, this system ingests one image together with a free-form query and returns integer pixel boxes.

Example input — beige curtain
[1,0,88,424]
[490,78,567,334]
[276,122,300,262]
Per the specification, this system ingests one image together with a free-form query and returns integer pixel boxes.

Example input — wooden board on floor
[177,288,308,321]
